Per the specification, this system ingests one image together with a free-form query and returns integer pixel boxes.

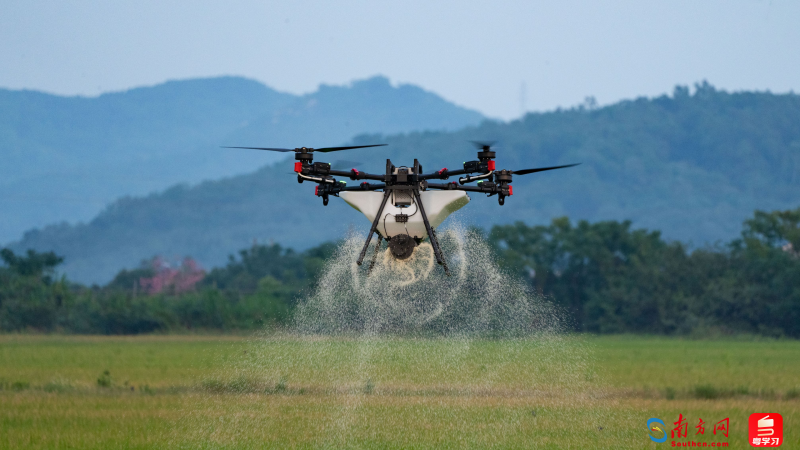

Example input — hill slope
[0,76,484,243]
[11,83,800,284]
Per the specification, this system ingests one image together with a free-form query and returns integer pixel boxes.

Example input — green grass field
[1,334,798,449]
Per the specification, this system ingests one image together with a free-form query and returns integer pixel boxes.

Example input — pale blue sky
[1,0,798,120]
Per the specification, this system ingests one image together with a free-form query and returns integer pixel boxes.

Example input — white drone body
[340,190,470,240]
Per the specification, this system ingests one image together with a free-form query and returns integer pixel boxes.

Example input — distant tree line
[489,207,800,337]
[1,207,798,337]
[0,242,336,334]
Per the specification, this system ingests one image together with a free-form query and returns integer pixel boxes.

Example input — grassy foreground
[1,334,798,449]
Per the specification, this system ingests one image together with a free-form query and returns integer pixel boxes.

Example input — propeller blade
[222,146,295,152]
[223,144,385,153]
[469,140,497,149]
[512,163,581,175]
[315,144,387,153]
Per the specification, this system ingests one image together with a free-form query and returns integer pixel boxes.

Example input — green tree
[1,248,63,282]
[0,249,69,331]
[723,207,800,336]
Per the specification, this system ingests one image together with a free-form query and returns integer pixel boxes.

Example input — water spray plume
[295,224,563,337]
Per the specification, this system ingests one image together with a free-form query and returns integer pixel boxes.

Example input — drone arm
[420,170,449,180]
[425,182,484,192]
[336,182,386,191]
[419,168,474,180]
[425,182,511,196]
[327,169,385,182]
[420,163,494,180]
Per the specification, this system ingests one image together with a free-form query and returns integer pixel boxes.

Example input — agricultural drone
[224,142,579,275]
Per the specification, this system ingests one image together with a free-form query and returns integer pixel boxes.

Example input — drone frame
[224,143,579,276]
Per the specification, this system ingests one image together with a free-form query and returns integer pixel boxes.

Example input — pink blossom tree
[139,257,205,295]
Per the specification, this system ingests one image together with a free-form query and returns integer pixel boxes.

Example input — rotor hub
[388,234,417,260]
[477,150,496,161]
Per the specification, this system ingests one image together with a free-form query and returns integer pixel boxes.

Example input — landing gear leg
[413,189,450,276]
[367,235,383,275]
[429,228,449,275]
[357,189,391,265]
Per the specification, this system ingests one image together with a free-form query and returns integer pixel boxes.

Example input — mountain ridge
[0,75,485,243]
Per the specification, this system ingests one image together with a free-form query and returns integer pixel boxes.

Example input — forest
[2,206,797,337]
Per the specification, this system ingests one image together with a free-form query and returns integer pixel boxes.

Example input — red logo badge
[749,413,783,447]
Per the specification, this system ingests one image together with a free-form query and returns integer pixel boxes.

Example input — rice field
[1,334,798,449]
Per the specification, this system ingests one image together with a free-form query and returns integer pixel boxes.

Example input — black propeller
[315,144,386,153]
[511,163,581,175]
[469,140,497,150]
[222,144,386,153]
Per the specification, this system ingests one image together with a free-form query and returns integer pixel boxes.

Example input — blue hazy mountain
[0,76,485,243]
[9,83,800,284]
